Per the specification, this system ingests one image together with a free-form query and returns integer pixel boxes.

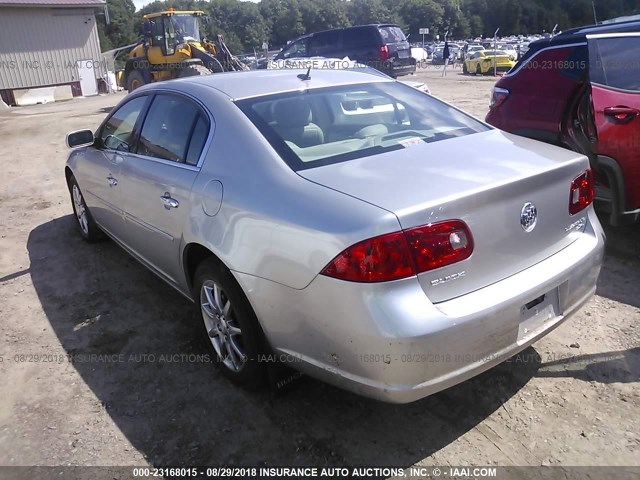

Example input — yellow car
[463,50,516,75]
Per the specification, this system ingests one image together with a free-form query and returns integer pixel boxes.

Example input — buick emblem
[520,202,537,232]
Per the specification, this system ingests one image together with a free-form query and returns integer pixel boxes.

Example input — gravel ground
[0,69,638,473]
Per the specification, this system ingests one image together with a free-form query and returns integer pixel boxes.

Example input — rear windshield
[236,82,490,171]
[379,26,406,44]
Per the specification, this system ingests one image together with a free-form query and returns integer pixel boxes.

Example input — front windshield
[170,15,201,43]
[236,81,489,171]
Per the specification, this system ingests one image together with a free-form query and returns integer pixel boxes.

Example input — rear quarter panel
[174,82,400,291]
[487,45,587,139]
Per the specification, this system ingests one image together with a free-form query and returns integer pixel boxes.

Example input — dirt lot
[0,69,638,473]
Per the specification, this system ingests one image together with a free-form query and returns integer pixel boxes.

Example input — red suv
[486,21,640,225]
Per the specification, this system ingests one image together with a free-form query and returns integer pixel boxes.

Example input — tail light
[379,45,391,61]
[569,169,595,215]
[321,220,474,283]
[404,221,474,273]
[490,87,509,109]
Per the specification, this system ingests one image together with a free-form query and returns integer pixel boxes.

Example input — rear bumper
[483,64,513,73]
[368,58,416,77]
[235,208,605,403]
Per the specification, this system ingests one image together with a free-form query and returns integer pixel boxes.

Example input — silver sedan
[65,68,605,403]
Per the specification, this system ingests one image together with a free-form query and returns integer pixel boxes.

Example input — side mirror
[66,129,94,148]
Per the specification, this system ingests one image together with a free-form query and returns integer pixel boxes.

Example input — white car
[411,47,430,61]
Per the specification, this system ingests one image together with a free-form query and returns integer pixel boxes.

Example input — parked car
[273,24,416,77]
[463,50,516,75]
[486,20,640,225]
[255,51,280,70]
[432,45,461,64]
[65,68,604,403]
[515,41,530,60]
[425,42,435,56]
[431,46,444,64]
[463,43,485,60]
[410,46,430,63]
[495,43,519,61]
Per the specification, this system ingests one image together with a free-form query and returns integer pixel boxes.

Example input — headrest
[273,97,312,128]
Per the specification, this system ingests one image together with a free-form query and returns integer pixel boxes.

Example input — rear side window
[308,30,341,56]
[589,36,640,92]
[560,45,588,81]
[186,114,209,165]
[379,26,406,44]
[343,27,379,49]
[137,94,209,164]
[510,44,587,81]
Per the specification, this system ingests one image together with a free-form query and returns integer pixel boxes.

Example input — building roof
[0,0,105,7]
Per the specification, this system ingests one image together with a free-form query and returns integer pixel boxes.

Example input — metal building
[0,0,106,105]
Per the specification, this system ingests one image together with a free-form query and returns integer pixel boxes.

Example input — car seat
[271,97,324,148]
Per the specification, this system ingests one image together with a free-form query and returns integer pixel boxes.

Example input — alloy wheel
[200,279,247,372]
[72,184,89,235]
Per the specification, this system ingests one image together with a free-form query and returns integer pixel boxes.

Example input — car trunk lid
[299,130,591,303]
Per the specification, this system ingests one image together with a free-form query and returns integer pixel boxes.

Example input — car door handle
[161,192,179,209]
[107,175,118,187]
[604,106,640,123]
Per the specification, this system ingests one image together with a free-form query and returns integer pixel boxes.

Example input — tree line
[98,0,639,55]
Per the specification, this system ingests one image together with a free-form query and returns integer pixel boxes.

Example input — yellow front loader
[120,9,247,92]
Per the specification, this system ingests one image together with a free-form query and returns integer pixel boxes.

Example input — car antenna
[297,66,311,81]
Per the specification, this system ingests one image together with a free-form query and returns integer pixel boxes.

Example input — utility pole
[442,29,449,77]
[493,28,499,77]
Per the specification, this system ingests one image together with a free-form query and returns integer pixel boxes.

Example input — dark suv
[486,21,640,225]
[273,24,416,78]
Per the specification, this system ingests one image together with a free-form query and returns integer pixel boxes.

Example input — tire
[193,258,267,388]
[476,64,482,75]
[126,70,145,92]
[178,64,213,78]
[463,62,468,74]
[68,175,102,242]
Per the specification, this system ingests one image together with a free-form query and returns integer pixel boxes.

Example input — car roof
[556,19,640,39]
[284,24,399,43]
[167,68,393,100]
[517,19,640,67]
[315,24,400,32]
[528,19,640,51]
